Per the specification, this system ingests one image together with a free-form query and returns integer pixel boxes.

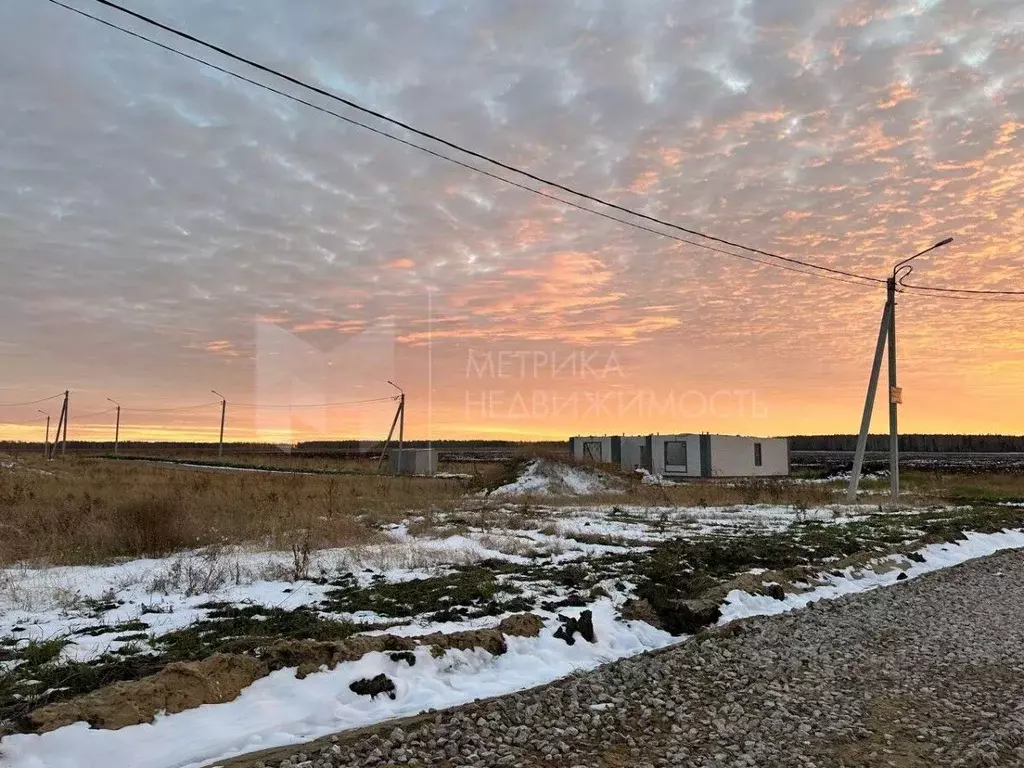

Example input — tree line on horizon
[788,434,1024,452]
[2,435,1022,454]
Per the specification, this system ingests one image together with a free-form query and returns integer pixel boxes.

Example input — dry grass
[535,477,840,509]
[0,456,470,566]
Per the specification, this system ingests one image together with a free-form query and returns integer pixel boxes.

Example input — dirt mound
[422,613,546,657]
[269,634,417,679]
[27,613,548,732]
[488,459,622,497]
[497,612,545,637]
[270,613,545,674]
[28,654,267,733]
[619,598,663,629]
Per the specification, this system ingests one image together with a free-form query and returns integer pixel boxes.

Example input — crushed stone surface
[250,548,1024,767]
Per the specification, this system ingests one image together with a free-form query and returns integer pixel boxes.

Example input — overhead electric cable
[0,393,64,407]
[229,396,400,409]
[49,0,883,287]
[902,283,1024,297]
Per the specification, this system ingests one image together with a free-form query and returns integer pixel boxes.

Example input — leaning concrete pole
[846,299,893,503]
[886,277,899,503]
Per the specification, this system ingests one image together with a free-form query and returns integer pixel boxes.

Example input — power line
[0,416,49,427]
[903,283,1024,297]
[230,397,401,409]
[50,0,884,288]
[73,406,118,420]
[0,393,64,408]
[122,401,223,413]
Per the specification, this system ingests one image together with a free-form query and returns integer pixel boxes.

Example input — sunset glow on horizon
[1,0,1022,443]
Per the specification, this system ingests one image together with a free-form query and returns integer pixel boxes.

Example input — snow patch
[0,602,673,768]
[488,459,621,497]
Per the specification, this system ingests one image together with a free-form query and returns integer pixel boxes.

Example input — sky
[0,0,1022,443]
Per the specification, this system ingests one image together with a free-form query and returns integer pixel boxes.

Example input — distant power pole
[847,238,953,504]
[106,398,121,455]
[49,390,69,460]
[38,410,50,458]
[389,380,405,473]
[61,390,69,457]
[377,381,406,473]
[212,390,226,457]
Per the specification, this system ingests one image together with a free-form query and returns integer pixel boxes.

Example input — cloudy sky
[1,0,1021,443]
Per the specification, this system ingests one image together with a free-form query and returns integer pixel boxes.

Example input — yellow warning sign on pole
[890,386,903,405]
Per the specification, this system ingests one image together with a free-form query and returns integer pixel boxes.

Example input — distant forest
[0,438,567,455]
[789,434,1024,452]
[3,435,1023,455]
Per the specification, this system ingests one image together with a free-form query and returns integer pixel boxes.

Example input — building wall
[569,436,613,464]
[757,438,790,475]
[618,436,646,470]
[648,433,702,477]
[569,433,789,477]
[391,448,438,476]
[708,435,789,476]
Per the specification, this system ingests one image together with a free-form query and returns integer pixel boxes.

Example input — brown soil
[496,612,545,637]
[29,654,267,732]
[619,598,663,628]
[26,613,548,733]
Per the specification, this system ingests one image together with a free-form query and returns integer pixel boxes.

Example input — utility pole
[212,390,226,458]
[60,390,69,458]
[388,380,405,473]
[38,410,50,458]
[376,396,403,472]
[107,398,121,455]
[845,301,892,502]
[846,237,953,504]
[886,277,899,502]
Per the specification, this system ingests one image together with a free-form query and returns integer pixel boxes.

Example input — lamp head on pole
[386,380,404,396]
[211,389,225,402]
[892,236,954,286]
[893,236,954,274]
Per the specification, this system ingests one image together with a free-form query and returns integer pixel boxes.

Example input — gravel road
[246,548,1024,768]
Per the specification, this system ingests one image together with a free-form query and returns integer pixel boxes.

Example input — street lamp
[37,410,50,458]
[847,237,954,503]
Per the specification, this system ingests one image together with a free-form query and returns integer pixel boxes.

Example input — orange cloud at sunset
[1,0,1022,445]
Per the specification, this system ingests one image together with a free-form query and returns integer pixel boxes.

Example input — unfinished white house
[569,433,789,478]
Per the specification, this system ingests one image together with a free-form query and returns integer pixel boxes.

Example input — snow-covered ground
[2,468,1021,768]
[5,525,1024,768]
[487,458,623,496]
[0,501,962,662]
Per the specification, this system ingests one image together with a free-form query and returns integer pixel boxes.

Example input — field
[2,451,1024,768]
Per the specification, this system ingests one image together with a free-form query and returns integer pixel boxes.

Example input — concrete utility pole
[846,302,892,502]
[376,395,404,472]
[38,410,50,458]
[886,275,900,502]
[387,380,405,474]
[106,398,121,455]
[212,390,226,458]
[48,394,67,460]
[59,390,69,458]
[847,237,954,504]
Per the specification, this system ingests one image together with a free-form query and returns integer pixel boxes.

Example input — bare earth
[232,548,1024,768]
